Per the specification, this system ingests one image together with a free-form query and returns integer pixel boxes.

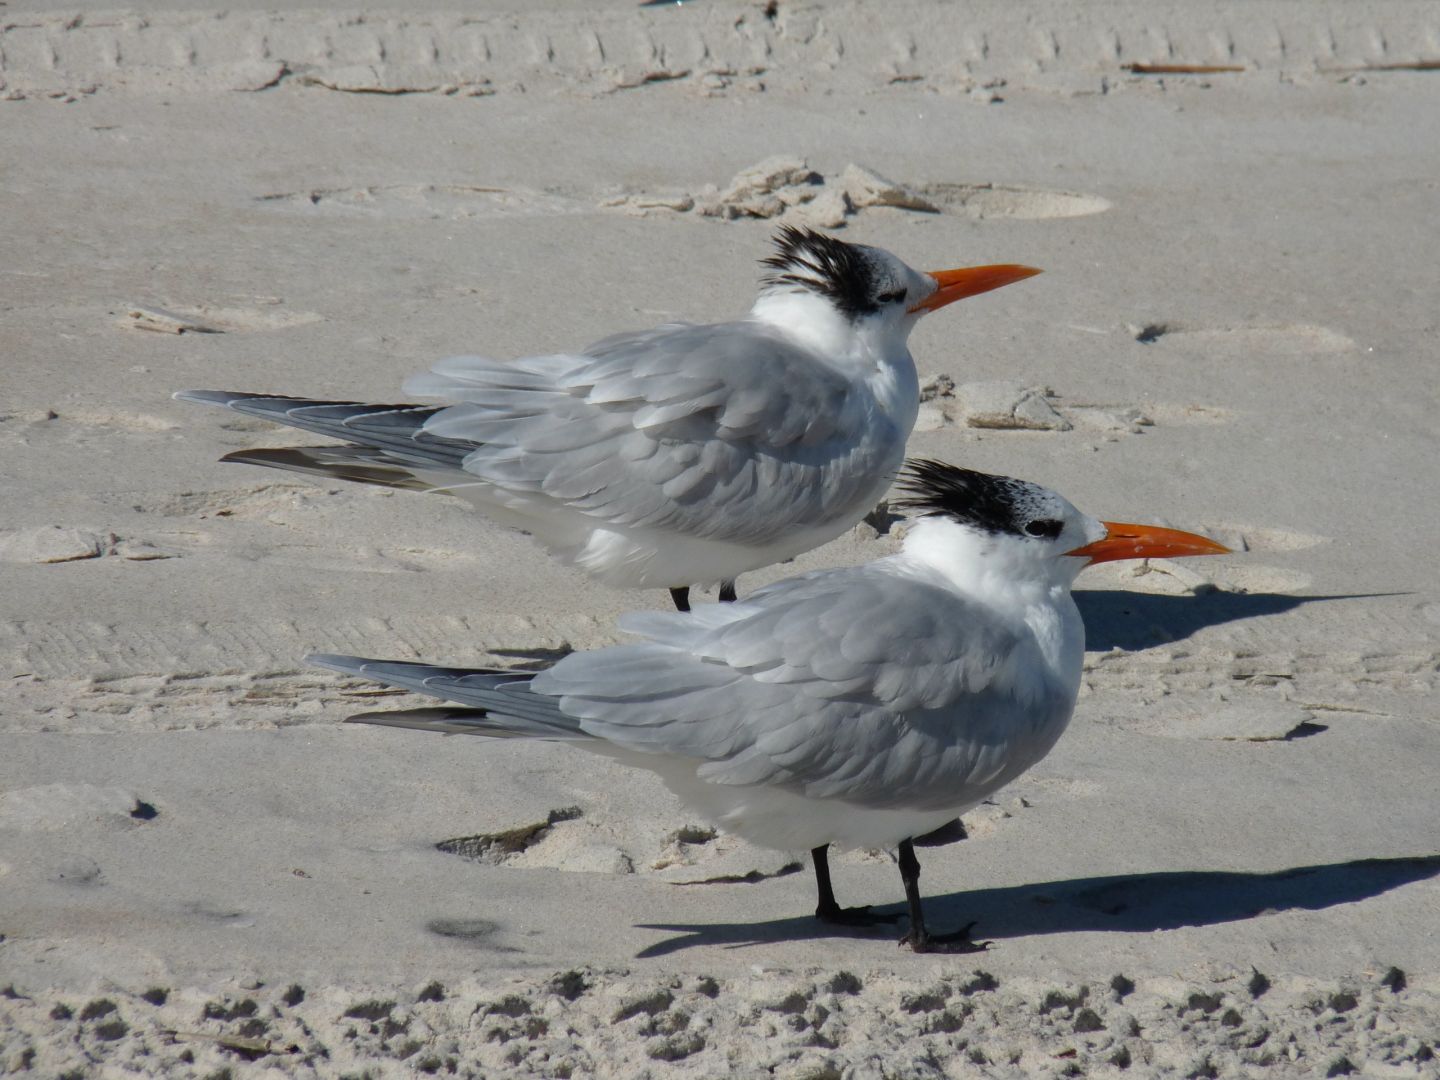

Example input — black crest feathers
[760,225,881,319]
[893,459,1042,538]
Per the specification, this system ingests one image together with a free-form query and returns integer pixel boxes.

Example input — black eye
[1025,519,1064,539]
[876,289,906,305]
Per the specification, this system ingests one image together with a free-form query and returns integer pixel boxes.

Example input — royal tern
[310,459,1229,952]
[175,227,1039,610]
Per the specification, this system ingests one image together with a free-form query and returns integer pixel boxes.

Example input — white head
[749,226,1041,357]
[893,459,1229,596]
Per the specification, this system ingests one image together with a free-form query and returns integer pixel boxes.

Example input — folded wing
[403,321,894,545]
[534,565,1054,810]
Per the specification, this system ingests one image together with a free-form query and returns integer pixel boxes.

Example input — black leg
[812,844,901,927]
[813,844,839,917]
[896,839,988,953]
[718,581,738,603]
[669,586,691,612]
[896,840,928,940]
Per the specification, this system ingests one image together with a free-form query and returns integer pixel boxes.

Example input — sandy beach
[2,1,1438,1074]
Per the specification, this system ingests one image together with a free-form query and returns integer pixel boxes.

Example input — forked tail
[174,391,476,493]
[307,653,588,741]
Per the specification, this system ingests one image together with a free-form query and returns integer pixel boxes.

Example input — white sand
[2,1,1438,1074]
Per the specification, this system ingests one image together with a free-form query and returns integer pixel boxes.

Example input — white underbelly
[442,434,899,588]
[609,694,1077,853]
[450,482,869,589]
[638,756,993,853]
[571,517,860,589]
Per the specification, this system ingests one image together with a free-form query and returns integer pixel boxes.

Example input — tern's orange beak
[909,264,1043,314]
[1065,522,1231,565]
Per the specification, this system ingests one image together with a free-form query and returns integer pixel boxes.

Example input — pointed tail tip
[305,652,370,674]
[172,389,235,406]
[344,710,389,724]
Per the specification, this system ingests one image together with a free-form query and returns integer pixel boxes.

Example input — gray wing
[531,564,1042,810]
[403,321,898,545]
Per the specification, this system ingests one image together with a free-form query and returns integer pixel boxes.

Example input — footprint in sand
[1130,322,1357,355]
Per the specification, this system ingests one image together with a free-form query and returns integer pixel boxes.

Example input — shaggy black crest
[894,459,1050,538]
[760,225,883,319]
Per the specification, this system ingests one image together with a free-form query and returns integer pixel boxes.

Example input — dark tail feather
[173,390,475,472]
[220,447,439,493]
[308,653,587,741]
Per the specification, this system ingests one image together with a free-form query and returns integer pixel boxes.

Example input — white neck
[750,290,921,429]
[751,290,855,357]
[897,517,1088,694]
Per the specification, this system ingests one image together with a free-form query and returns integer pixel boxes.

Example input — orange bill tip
[910,264,1043,314]
[1065,521,1231,565]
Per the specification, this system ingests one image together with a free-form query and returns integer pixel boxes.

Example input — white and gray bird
[311,459,1229,952]
[175,227,1039,610]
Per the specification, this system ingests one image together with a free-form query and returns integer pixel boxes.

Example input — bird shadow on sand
[1074,590,1405,652]
[633,853,1440,958]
